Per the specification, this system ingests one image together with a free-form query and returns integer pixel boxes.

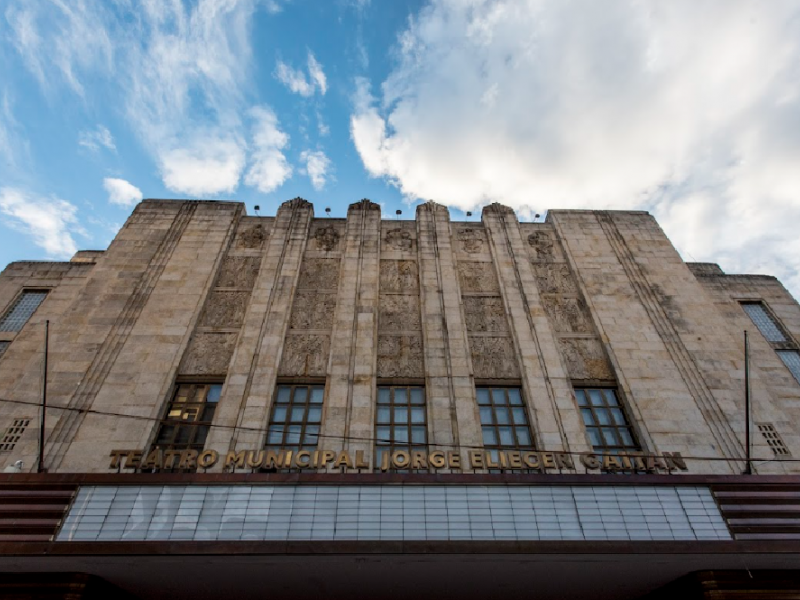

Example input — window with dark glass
[742,302,800,385]
[375,386,427,470]
[0,290,48,332]
[476,388,535,464]
[576,388,639,453]
[265,385,324,455]
[154,383,221,462]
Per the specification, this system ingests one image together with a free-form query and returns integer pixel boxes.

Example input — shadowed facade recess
[0,197,799,599]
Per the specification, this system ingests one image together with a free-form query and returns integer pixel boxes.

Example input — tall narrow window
[375,386,427,471]
[576,388,639,453]
[742,303,787,342]
[154,383,221,460]
[476,388,535,466]
[265,385,324,456]
[0,290,48,332]
[742,302,800,385]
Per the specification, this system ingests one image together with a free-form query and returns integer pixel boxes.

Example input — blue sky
[1,1,800,299]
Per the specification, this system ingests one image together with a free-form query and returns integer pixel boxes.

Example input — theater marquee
[108,448,688,473]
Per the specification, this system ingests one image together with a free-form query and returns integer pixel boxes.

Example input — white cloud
[4,0,263,196]
[78,125,115,152]
[307,53,327,95]
[103,177,142,207]
[161,135,247,197]
[0,187,80,257]
[275,61,315,97]
[300,150,332,191]
[4,0,112,97]
[244,106,292,193]
[351,0,800,298]
[0,92,22,167]
[275,51,327,97]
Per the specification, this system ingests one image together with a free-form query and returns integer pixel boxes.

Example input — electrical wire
[1,395,796,466]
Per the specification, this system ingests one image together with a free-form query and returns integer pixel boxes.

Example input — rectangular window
[0,341,9,359]
[154,383,221,464]
[742,303,787,343]
[0,418,31,452]
[742,302,800,385]
[265,384,324,455]
[476,388,535,466]
[576,388,639,453]
[777,350,800,384]
[375,386,427,471]
[0,290,48,332]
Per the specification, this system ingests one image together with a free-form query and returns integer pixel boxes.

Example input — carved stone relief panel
[533,263,578,294]
[180,333,237,375]
[236,223,268,249]
[469,336,520,379]
[527,231,555,261]
[541,296,591,333]
[379,294,421,331]
[279,334,331,377]
[216,256,260,290]
[199,291,250,329]
[456,227,487,254]
[379,260,419,294]
[312,224,341,252]
[298,258,341,290]
[377,334,424,378]
[289,292,336,330]
[382,226,415,252]
[458,262,500,293]
[463,297,509,333]
[558,338,614,380]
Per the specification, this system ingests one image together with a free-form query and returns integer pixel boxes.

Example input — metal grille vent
[757,423,790,456]
[0,418,30,452]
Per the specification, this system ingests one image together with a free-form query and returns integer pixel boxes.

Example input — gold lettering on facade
[107,448,689,474]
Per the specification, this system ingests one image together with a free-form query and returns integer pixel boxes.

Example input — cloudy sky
[1,0,799,298]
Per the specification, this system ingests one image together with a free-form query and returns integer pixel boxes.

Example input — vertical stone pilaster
[482,203,583,453]
[58,201,242,471]
[321,200,381,462]
[207,198,314,458]
[417,202,482,469]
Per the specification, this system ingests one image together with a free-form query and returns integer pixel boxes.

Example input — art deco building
[0,198,799,599]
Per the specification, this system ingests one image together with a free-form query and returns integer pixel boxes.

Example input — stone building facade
[1,198,799,599]
[1,197,798,475]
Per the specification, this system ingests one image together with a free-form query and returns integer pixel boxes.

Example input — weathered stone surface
[377,334,424,378]
[463,296,508,332]
[312,224,340,251]
[533,263,578,294]
[379,260,419,293]
[456,227,486,254]
[527,231,555,261]
[279,334,330,377]
[469,335,520,379]
[379,294,421,331]
[558,338,614,380]
[181,332,237,375]
[458,261,499,293]
[199,291,250,328]
[542,296,592,333]
[216,256,260,289]
[236,223,268,249]
[383,227,414,251]
[289,291,336,330]
[298,258,340,290]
